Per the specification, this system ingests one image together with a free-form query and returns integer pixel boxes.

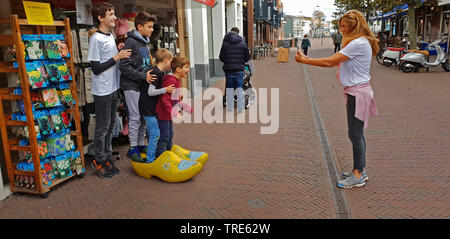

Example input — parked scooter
[399,38,450,73]
[381,38,409,66]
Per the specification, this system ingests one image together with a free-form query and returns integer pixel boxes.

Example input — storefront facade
[185,0,244,96]
[253,0,282,46]
[0,0,245,200]
[371,1,449,51]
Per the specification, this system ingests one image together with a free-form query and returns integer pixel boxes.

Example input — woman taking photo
[295,10,378,189]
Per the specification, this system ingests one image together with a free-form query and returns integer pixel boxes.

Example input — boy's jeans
[123,90,146,148]
[93,91,118,164]
[144,116,160,162]
[225,71,245,113]
[346,94,366,173]
[156,119,173,158]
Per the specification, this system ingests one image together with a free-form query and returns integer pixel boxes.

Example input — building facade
[370,1,449,51]
[292,16,312,38]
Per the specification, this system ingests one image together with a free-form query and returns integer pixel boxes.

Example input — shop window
[425,14,432,36]
[417,17,424,36]
[401,16,409,36]
[441,11,450,34]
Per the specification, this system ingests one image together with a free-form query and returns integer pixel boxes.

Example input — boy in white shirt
[88,2,131,178]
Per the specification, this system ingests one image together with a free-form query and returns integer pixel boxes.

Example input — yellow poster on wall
[23,1,54,25]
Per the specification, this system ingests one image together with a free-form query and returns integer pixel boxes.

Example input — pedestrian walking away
[219,27,251,113]
[301,34,311,56]
[295,10,378,189]
[88,2,132,178]
[332,31,343,53]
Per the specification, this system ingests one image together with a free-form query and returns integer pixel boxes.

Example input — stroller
[222,60,256,109]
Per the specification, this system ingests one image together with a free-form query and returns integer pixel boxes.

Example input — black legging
[302,47,308,56]
[346,94,366,173]
[334,44,341,53]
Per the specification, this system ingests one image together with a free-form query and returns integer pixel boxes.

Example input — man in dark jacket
[219,27,250,113]
[331,31,342,53]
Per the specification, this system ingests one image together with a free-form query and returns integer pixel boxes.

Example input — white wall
[212,0,226,59]
[191,2,209,65]
[226,0,243,36]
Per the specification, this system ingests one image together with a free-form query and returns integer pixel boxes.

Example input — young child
[88,2,131,178]
[155,56,192,157]
[119,12,157,162]
[139,49,175,163]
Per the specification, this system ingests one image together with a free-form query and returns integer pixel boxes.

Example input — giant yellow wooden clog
[171,144,209,164]
[131,151,203,183]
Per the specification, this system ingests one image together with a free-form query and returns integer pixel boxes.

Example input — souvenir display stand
[0,15,85,198]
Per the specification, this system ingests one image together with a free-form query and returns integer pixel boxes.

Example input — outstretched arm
[148,84,166,96]
[295,50,349,68]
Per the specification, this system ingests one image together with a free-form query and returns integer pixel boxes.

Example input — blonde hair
[155,48,173,64]
[339,10,379,56]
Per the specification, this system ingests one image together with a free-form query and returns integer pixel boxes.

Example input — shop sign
[278,12,282,28]
[273,9,278,26]
[267,1,273,23]
[23,1,54,25]
[194,0,216,7]
[255,0,268,20]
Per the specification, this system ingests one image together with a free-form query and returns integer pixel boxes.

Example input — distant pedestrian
[219,27,251,113]
[332,31,343,53]
[295,10,378,189]
[301,34,311,56]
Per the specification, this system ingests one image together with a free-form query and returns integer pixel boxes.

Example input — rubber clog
[171,144,209,164]
[130,151,203,183]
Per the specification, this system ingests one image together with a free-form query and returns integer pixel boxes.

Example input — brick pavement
[0,39,449,219]
[0,46,336,219]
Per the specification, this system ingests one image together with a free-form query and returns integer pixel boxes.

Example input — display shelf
[0,62,18,73]
[0,94,23,100]
[0,15,85,198]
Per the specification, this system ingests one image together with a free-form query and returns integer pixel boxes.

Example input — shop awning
[372,3,409,20]
[371,0,435,21]
[255,0,269,20]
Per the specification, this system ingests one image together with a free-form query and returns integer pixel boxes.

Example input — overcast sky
[282,0,336,21]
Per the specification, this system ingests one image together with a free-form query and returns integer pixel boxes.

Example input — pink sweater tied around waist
[343,83,378,129]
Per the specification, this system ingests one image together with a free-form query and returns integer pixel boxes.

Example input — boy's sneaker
[127,147,145,163]
[138,145,148,154]
[91,160,113,178]
[337,174,366,189]
[106,158,120,175]
[138,145,148,161]
[342,171,368,182]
